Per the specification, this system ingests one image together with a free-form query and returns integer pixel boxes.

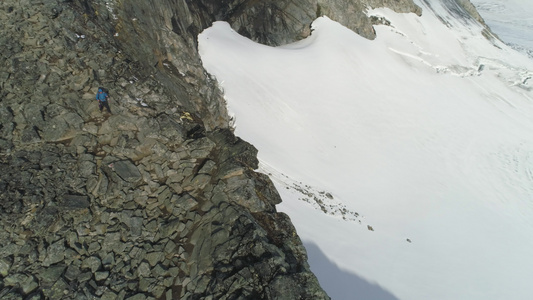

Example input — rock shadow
[304,242,401,300]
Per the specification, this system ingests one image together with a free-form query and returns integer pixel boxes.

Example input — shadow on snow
[304,242,401,300]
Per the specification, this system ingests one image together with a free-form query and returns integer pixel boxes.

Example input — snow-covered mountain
[471,0,533,57]
[199,0,533,299]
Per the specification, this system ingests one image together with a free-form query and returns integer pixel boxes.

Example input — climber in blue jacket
[96,88,111,113]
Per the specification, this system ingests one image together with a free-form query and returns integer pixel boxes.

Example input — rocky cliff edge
[0,0,425,299]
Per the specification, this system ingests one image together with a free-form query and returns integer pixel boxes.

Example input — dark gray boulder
[112,160,142,183]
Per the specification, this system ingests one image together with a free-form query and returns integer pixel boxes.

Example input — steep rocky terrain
[0,0,421,299]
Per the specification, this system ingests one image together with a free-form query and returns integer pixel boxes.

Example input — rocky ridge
[0,0,329,299]
[1,0,475,299]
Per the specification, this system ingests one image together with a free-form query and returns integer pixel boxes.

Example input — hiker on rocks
[96,88,111,113]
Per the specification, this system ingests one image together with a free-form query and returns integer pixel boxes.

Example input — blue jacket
[96,89,108,101]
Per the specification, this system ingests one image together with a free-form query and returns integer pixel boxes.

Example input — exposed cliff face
[0,0,329,298]
[0,0,484,299]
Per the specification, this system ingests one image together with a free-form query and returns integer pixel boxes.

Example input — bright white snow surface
[198,1,533,299]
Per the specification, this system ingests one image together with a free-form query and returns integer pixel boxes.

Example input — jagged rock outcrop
[0,0,330,298]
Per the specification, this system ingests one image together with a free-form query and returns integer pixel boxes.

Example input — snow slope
[471,0,533,56]
[198,1,533,299]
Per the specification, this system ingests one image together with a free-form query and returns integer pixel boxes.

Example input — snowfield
[198,1,533,299]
